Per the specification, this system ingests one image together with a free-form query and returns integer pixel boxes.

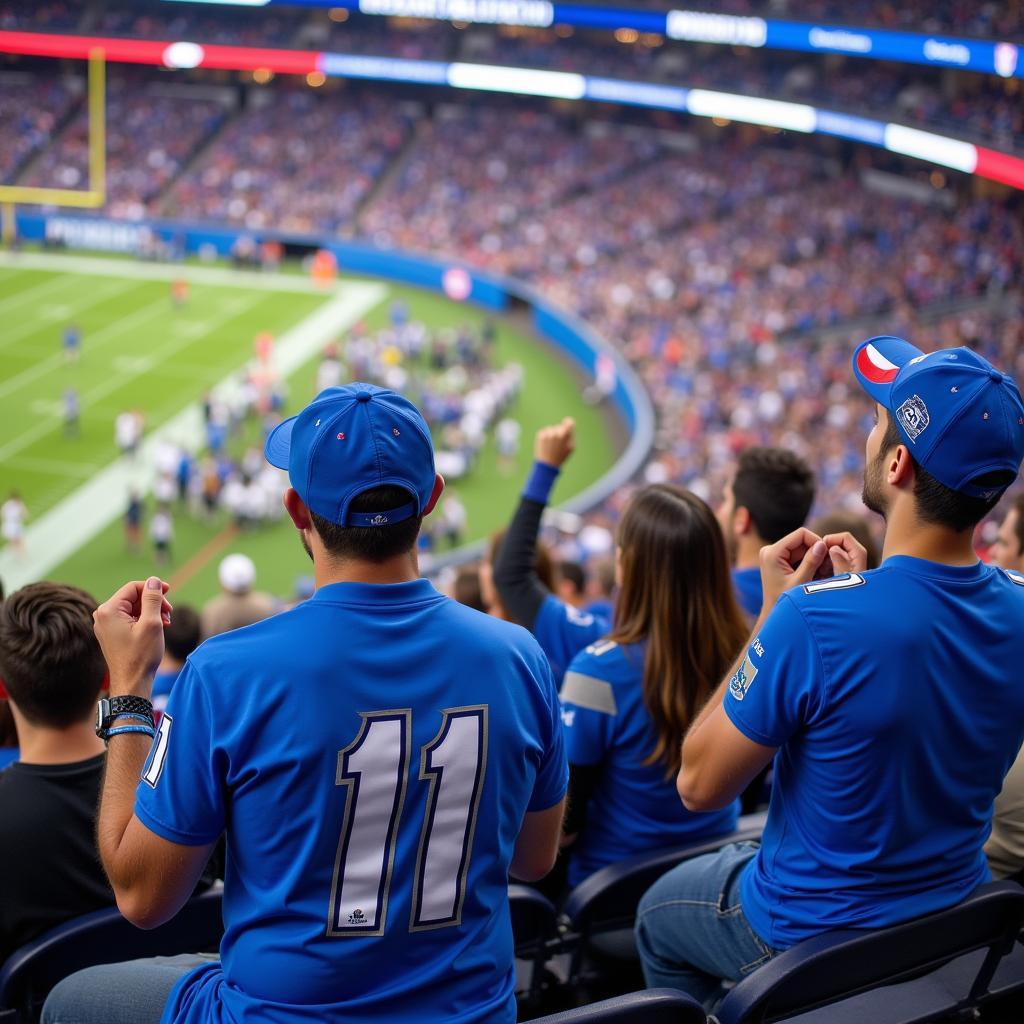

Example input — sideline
[0,250,375,293]
[0,281,387,590]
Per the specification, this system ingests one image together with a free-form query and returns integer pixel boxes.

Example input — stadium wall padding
[14,210,655,526]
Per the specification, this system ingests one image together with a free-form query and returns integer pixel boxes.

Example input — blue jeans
[42,954,218,1024]
[635,842,778,1007]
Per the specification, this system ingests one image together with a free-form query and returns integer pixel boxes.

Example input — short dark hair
[164,605,201,662]
[881,416,1007,532]
[0,583,106,728]
[311,485,422,563]
[732,447,816,543]
[559,560,586,596]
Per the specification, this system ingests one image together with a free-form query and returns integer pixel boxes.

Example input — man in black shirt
[0,583,114,964]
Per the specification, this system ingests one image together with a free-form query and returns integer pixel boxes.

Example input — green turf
[0,259,617,606]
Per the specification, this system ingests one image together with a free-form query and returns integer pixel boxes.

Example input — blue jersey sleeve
[528,653,570,812]
[723,593,824,748]
[135,660,225,846]
[559,652,616,767]
[532,594,608,682]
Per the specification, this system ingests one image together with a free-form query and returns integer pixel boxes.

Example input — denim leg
[635,842,776,1007]
[41,953,218,1024]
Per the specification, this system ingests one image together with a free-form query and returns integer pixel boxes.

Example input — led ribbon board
[163,0,1024,79]
[2,31,1023,191]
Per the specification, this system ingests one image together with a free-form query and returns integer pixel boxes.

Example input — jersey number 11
[327,706,488,937]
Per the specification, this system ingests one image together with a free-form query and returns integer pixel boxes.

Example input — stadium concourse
[2,0,1024,1022]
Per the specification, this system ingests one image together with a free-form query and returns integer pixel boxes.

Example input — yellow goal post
[0,49,106,242]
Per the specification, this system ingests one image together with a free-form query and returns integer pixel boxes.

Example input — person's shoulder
[784,569,879,613]
[189,604,297,666]
[994,566,1024,592]
[566,637,635,684]
[444,598,547,658]
[540,593,607,633]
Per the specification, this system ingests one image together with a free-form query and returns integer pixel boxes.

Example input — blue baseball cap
[265,384,436,527]
[853,336,1024,499]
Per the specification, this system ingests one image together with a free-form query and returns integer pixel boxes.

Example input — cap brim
[264,416,296,470]
[852,336,925,406]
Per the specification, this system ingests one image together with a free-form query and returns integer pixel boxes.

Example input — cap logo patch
[370,514,389,525]
[857,343,900,384]
[897,395,930,442]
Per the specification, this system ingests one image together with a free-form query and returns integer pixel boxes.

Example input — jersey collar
[310,578,440,606]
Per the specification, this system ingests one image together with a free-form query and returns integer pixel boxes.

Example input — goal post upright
[0,48,106,244]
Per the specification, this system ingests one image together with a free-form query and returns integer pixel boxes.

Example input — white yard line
[0,292,264,462]
[5,455,102,478]
[0,251,374,294]
[0,282,387,590]
[0,272,75,315]
[0,295,189,402]
[0,278,142,353]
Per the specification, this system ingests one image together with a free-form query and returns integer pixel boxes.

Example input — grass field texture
[0,255,617,606]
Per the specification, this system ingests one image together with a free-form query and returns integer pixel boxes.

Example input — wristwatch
[95,695,155,739]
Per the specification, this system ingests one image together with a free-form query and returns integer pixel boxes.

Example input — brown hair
[609,485,748,777]
[0,583,106,728]
[811,512,882,570]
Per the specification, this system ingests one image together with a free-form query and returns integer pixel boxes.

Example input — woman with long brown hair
[559,483,750,886]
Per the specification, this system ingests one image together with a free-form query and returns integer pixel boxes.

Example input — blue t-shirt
[136,579,566,1024]
[726,556,1024,949]
[561,639,738,887]
[532,594,608,683]
[732,566,763,621]
[0,747,18,772]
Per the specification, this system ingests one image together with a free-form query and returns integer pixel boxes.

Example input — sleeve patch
[585,639,618,657]
[560,672,617,716]
[728,655,758,702]
[803,573,866,595]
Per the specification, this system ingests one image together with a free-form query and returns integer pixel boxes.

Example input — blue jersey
[732,566,762,621]
[532,594,608,683]
[136,579,566,1024]
[726,556,1024,949]
[561,640,737,887]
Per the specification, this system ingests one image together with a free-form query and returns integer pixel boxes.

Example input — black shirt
[0,755,115,965]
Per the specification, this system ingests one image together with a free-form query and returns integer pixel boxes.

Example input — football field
[0,253,616,606]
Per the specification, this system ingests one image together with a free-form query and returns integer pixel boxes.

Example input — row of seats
[4,819,1023,1024]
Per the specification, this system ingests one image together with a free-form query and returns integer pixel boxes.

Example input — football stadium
[0,1,1023,1021]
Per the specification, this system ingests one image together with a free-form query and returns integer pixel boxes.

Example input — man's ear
[284,487,313,531]
[734,506,752,537]
[422,474,445,517]
[890,445,915,488]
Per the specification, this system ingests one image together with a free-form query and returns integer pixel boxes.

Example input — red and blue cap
[265,383,436,527]
[853,336,1024,499]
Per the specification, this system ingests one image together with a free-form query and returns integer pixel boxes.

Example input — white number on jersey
[141,714,173,789]
[328,706,488,937]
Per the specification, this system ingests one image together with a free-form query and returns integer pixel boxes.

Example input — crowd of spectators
[0,75,78,184]
[162,90,412,233]
[25,75,229,220]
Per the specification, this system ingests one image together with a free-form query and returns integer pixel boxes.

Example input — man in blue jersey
[493,418,607,680]
[636,337,1024,1006]
[45,384,567,1024]
[717,447,815,622]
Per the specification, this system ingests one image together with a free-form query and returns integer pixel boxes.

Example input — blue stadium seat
[527,987,706,1023]
[510,884,559,1009]
[558,813,767,998]
[0,885,223,1024]
[714,880,1024,1024]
